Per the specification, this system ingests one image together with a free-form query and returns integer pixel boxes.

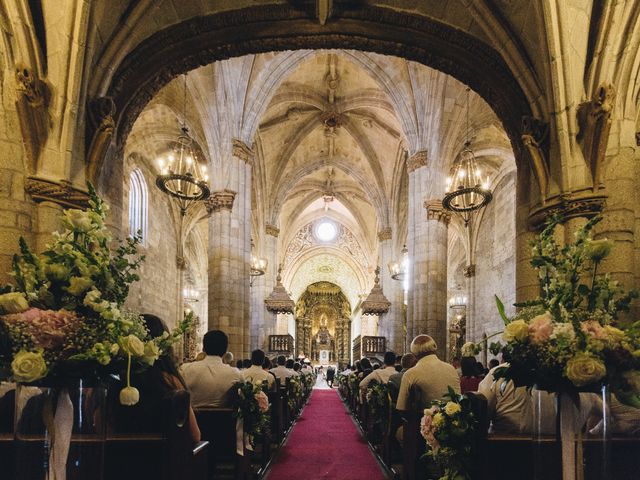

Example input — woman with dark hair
[359,358,373,379]
[110,314,200,442]
[460,357,482,393]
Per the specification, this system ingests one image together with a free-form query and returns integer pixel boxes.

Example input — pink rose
[254,391,269,413]
[528,312,554,344]
[2,308,82,351]
[581,320,606,340]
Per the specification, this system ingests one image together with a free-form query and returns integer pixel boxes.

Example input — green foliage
[235,381,270,446]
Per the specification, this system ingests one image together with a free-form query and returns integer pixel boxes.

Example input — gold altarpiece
[295,282,351,367]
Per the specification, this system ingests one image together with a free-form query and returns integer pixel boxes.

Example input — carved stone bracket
[15,66,50,172]
[528,192,607,231]
[87,97,116,181]
[463,264,476,278]
[521,116,549,203]
[265,224,280,237]
[232,139,254,165]
[206,189,236,214]
[577,84,615,190]
[407,150,428,173]
[25,177,90,209]
[377,227,392,241]
[424,200,451,224]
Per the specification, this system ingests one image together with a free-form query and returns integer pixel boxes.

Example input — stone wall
[471,171,516,341]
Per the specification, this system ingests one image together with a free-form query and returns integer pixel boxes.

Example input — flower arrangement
[287,375,302,410]
[460,342,481,358]
[0,184,189,404]
[365,382,389,442]
[235,381,270,446]
[420,387,478,480]
[494,215,640,405]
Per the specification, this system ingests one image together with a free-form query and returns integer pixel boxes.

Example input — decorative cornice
[361,267,391,315]
[25,177,90,209]
[528,192,607,231]
[206,189,236,214]
[377,227,392,241]
[232,139,254,165]
[407,150,428,173]
[424,200,451,224]
[265,224,280,237]
[463,264,476,278]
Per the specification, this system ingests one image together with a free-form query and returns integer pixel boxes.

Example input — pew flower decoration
[0,184,190,405]
[420,387,478,480]
[365,382,390,441]
[235,381,270,446]
[287,375,302,410]
[494,215,640,405]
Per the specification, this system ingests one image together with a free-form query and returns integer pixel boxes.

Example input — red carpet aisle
[266,389,387,480]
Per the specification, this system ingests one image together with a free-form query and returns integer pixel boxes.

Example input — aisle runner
[266,389,387,480]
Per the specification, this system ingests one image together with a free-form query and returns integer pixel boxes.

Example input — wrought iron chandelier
[442,88,492,226]
[448,284,468,310]
[156,74,210,215]
[182,286,199,303]
[249,239,268,287]
[388,245,408,281]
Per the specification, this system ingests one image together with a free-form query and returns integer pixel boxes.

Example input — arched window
[128,169,148,243]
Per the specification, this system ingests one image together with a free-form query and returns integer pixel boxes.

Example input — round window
[315,221,337,242]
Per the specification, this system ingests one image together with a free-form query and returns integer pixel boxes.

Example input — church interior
[1,1,640,479]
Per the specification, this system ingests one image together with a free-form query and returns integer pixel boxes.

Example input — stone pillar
[250,224,278,351]
[378,228,405,353]
[463,264,477,343]
[207,145,252,358]
[420,201,450,359]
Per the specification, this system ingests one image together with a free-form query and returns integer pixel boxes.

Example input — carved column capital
[377,227,392,241]
[424,200,451,224]
[463,264,476,278]
[265,224,280,237]
[528,192,607,231]
[25,177,90,209]
[232,139,254,165]
[206,189,236,214]
[407,150,428,173]
[15,66,47,107]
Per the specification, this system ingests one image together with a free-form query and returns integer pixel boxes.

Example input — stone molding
[25,177,90,209]
[87,97,116,182]
[463,264,476,278]
[377,227,392,241]
[265,224,280,237]
[15,66,50,171]
[424,200,451,224]
[206,189,237,213]
[232,139,254,165]
[407,150,428,173]
[528,192,607,231]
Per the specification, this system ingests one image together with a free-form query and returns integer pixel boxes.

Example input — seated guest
[360,351,397,395]
[242,358,252,369]
[451,357,462,376]
[293,362,302,376]
[395,355,403,372]
[341,364,353,375]
[115,314,201,443]
[271,355,295,383]
[396,335,460,411]
[236,359,243,370]
[302,360,314,374]
[488,358,500,370]
[181,329,243,408]
[285,359,296,372]
[222,351,234,365]
[475,361,488,377]
[460,357,482,393]
[359,358,373,379]
[243,349,275,389]
[388,353,417,395]
[477,359,532,434]
[373,363,381,370]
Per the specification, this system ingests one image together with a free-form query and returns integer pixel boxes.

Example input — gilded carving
[407,150,428,173]
[232,139,254,165]
[206,189,236,213]
[424,200,451,224]
[528,192,607,231]
[521,116,549,203]
[15,66,50,172]
[577,84,615,191]
[25,177,90,209]
[377,227,392,241]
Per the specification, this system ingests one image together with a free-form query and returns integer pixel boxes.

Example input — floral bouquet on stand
[235,381,270,448]
[0,184,190,479]
[420,387,479,480]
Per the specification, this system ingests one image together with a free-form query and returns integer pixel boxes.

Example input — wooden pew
[0,387,14,480]
[106,389,209,480]
[194,407,249,480]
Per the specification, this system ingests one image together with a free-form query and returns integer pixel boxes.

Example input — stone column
[207,143,252,358]
[250,224,278,351]
[378,227,405,353]
[420,201,450,359]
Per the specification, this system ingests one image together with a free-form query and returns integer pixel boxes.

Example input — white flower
[141,341,160,366]
[119,386,140,406]
[63,209,93,233]
[45,264,70,281]
[65,276,94,296]
[0,292,29,314]
[461,342,478,357]
[503,319,529,342]
[11,350,47,383]
[119,335,145,357]
[551,322,576,341]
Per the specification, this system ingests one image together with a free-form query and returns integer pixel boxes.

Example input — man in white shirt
[270,355,295,385]
[243,349,275,390]
[396,335,460,411]
[360,351,397,395]
[180,330,243,408]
